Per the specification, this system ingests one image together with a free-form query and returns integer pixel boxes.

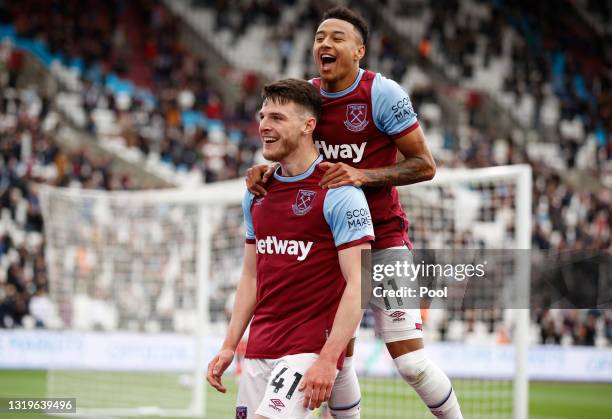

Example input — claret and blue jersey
[311,68,420,249]
[241,155,374,361]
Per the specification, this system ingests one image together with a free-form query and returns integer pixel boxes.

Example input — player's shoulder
[324,185,366,206]
[371,71,405,97]
[332,184,362,193]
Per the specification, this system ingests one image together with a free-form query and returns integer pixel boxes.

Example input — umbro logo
[268,399,285,412]
[389,311,406,322]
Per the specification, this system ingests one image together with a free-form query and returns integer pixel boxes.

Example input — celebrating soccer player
[207,79,374,419]
[246,6,463,419]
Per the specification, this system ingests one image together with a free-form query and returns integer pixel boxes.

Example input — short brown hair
[262,79,321,121]
[322,6,369,46]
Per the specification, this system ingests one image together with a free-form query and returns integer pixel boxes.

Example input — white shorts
[369,246,423,343]
[371,305,423,343]
[236,353,334,419]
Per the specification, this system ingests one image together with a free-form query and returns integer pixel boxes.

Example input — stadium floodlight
[39,164,530,418]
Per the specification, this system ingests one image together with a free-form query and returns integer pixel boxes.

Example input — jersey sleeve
[323,187,375,250]
[242,190,256,243]
[371,73,419,140]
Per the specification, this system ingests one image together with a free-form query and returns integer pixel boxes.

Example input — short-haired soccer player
[247,7,463,419]
[207,78,374,419]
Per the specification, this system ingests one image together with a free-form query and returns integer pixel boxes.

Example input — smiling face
[258,99,312,162]
[313,18,365,92]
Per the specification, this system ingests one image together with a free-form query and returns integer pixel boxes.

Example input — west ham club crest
[344,103,369,132]
[292,190,317,216]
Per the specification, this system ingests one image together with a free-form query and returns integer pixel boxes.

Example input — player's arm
[362,125,435,186]
[319,74,436,188]
[299,243,369,410]
[207,243,257,393]
[300,187,374,409]
[319,128,435,188]
[322,244,368,361]
[207,191,259,393]
[222,243,257,350]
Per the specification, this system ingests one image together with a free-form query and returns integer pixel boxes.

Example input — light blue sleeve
[242,190,256,240]
[323,187,375,248]
[371,73,418,136]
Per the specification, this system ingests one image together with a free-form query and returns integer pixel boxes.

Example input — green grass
[0,370,611,418]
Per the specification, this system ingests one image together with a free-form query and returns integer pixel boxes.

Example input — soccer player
[246,7,463,419]
[207,78,374,419]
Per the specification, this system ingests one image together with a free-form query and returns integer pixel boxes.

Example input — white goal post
[39,164,531,419]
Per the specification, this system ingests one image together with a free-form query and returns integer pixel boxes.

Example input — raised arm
[318,126,436,188]
[361,125,436,187]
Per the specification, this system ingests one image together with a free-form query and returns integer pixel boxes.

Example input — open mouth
[262,136,278,144]
[320,53,337,68]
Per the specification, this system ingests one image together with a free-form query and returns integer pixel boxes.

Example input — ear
[303,116,317,135]
[354,44,365,61]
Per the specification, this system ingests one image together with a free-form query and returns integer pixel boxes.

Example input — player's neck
[279,147,319,177]
[321,67,360,93]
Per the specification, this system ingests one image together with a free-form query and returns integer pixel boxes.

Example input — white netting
[39,187,221,417]
[355,167,531,419]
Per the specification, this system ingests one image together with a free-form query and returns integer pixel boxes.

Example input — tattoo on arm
[362,156,435,187]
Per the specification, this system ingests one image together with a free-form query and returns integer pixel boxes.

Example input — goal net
[39,164,531,418]
[357,165,531,419]
[38,183,236,418]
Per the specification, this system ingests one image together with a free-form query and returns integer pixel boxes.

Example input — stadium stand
[0,0,610,347]
[376,0,611,164]
[1,0,263,187]
[0,69,132,328]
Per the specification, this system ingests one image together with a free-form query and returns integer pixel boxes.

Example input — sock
[393,349,463,419]
[329,356,361,418]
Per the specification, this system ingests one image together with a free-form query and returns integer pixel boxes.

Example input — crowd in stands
[1,0,262,184]
[0,0,610,345]
[537,309,612,346]
[392,0,611,169]
[0,60,135,328]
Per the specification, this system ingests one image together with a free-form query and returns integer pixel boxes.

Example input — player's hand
[299,357,337,410]
[206,348,235,393]
[318,162,368,189]
[245,164,276,196]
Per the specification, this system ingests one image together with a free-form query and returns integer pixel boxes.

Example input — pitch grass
[0,370,611,418]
